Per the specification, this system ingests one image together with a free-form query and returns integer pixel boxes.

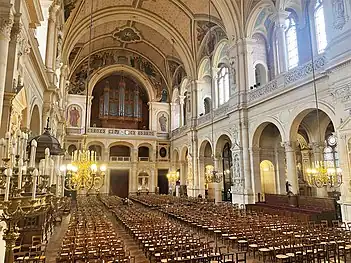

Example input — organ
[92,75,148,129]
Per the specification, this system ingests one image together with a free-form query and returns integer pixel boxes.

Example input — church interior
[1,0,351,262]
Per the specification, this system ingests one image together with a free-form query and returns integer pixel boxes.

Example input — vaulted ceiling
[62,0,303,94]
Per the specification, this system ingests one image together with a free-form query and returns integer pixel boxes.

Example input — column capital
[309,141,325,150]
[282,141,298,152]
[271,11,290,27]
[0,14,14,41]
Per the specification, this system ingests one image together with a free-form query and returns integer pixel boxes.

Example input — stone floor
[45,215,71,263]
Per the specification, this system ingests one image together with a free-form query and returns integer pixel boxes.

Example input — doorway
[110,170,129,198]
[158,169,169,195]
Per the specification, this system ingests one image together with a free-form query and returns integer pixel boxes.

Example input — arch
[88,64,156,101]
[288,103,336,142]
[215,134,233,154]
[172,149,180,162]
[204,97,212,114]
[254,63,268,85]
[198,139,213,158]
[179,77,190,96]
[171,88,180,103]
[180,145,189,161]
[108,141,134,150]
[198,57,211,80]
[67,144,77,156]
[212,39,229,70]
[245,1,275,37]
[251,118,286,147]
[29,105,41,136]
[260,160,276,194]
[62,7,196,77]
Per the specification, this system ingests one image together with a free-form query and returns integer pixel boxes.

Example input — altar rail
[248,194,337,223]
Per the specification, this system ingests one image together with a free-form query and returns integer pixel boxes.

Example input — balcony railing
[109,156,131,162]
[66,127,156,137]
[138,157,150,162]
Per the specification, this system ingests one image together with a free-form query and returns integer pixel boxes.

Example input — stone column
[179,95,185,127]
[150,168,156,193]
[241,121,253,192]
[0,92,15,137]
[45,4,59,81]
[274,147,286,194]
[249,147,261,201]
[282,141,298,194]
[179,160,186,185]
[273,11,289,74]
[0,13,14,131]
[198,157,205,197]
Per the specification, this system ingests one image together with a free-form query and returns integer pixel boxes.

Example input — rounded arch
[180,145,189,161]
[198,139,213,158]
[62,7,196,78]
[198,57,211,80]
[88,64,156,101]
[215,133,233,154]
[254,63,268,85]
[87,140,105,150]
[108,141,134,150]
[212,39,229,69]
[179,77,190,95]
[288,102,336,142]
[29,104,41,136]
[172,149,180,162]
[251,118,286,147]
[245,1,275,37]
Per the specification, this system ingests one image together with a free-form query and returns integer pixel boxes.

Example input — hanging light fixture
[60,0,106,192]
[206,0,222,185]
[305,7,342,189]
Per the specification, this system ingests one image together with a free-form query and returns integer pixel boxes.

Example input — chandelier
[205,164,222,184]
[306,161,342,188]
[167,170,179,185]
[61,138,106,192]
[61,0,106,193]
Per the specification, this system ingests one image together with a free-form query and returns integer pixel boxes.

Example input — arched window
[285,17,299,69]
[217,66,230,106]
[204,97,211,114]
[314,0,327,54]
[254,64,267,86]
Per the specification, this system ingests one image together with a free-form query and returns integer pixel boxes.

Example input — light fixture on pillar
[60,0,106,193]
[305,7,342,189]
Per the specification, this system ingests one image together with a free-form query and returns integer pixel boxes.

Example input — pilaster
[282,141,298,194]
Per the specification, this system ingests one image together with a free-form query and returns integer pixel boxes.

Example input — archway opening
[260,160,276,195]
[109,145,131,162]
[138,146,150,161]
[88,145,103,161]
[30,105,41,136]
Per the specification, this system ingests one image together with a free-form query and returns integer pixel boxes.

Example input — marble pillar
[179,96,185,127]
[273,11,289,74]
[282,141,298,194]
[0,14,14,131]
[310,142,328,197]
[45,4,59,83]
[249,147,261,201]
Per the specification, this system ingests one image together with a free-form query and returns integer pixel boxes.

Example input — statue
[160,89,168,102]
[69,106,80,127]
[159,114,167,132]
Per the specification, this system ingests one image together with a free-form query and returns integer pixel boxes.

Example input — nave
[45,195,351,263]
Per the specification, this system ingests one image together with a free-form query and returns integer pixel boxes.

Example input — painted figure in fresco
[159,114,167,132]
[160,89,168,102]
[69,106,80,127]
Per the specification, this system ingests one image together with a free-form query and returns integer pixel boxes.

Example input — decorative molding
[112,26,142,43]
[284,56,326,85]
[0,14,14,40]
[332,0,347,30]
[248,80,278,102]
[331,82,351,102]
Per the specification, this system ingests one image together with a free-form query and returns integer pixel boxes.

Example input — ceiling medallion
[112,26,142,43]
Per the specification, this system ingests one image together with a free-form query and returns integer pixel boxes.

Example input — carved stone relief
[112,27,142,43]
[333,0,347,30]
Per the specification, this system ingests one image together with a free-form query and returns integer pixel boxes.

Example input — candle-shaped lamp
[32,169,38,200]
[4,168,12,201]
[29,140,37,168]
